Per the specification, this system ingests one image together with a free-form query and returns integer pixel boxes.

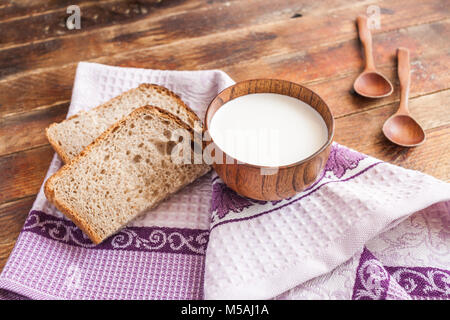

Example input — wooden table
[0,0,449,272]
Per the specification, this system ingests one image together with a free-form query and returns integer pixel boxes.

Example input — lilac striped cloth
[1,63,449,299]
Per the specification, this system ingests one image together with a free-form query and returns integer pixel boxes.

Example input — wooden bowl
[204,79,334,201]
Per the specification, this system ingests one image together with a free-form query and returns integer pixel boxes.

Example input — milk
[208,93,328,167]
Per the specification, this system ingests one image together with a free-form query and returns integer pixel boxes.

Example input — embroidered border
[23,210,209,255]
[210,162,382,230]
[386,266,450,299]
[353,248,450,300]
[209,144,377,229]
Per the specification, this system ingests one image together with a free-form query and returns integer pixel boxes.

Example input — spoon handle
[397,47,411,114]
[356,15,375,71]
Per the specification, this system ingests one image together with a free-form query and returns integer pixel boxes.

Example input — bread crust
[44,105,206,245]
[45,83,201,163]
[45,124,73,164]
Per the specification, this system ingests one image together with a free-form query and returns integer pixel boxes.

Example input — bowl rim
[204,78,335,170]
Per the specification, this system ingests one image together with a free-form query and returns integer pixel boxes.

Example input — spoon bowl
[354,15,393,98]
[354,71,393,98]
[382,47,426,147]
[382,115,425,147]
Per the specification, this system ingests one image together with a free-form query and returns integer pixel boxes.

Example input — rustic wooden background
[0,0,449,272]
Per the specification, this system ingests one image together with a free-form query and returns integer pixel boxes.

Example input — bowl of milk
[204,79,334,201]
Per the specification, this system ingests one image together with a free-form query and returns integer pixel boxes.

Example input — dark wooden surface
[0,0,449,272]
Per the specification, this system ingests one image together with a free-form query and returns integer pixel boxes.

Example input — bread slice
[44,106,210,244]
[46,84,199,163]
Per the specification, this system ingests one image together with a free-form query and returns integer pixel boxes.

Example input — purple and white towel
[0,63,449,300]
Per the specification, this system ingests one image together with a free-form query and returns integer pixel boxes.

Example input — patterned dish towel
[0,63,449,300]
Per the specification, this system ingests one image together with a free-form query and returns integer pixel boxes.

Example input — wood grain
[334,89,450,148]
[0,46,446,157]
[224,20,450,85]
[0,103,69,156]
[0,196,33,243]
[0,242,16,273]
[0,0,347,77]
[0,0,119,21]
[0,196,34,271]
[0,145,54,204]
[1,18,448,120]
[0,0,208,48]
[205,79,334,200]
[1,0,447,81]
[359,125,450,181]
[308,52,450,118]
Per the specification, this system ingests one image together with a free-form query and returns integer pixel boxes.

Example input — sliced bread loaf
[44,106,210,244]
[46,84,199,163]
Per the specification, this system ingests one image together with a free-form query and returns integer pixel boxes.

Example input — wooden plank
[0,103,69,156]
[0,0,354,78]
[0,196,33,244]
[358,125,450,182]
[0,242,16,273]
[334,90,450,181]
[0,145,54,204]
[334,89,450,148]
[0,195,34,272]
[0,73,74,118]
[0,20,447,157]
[0,0,114,21]
[309,52,450,118]
[223,20,450,84]
[0,0,213,48]
[0,50,446,157]
[0,0,447,79]
[1,18,448,119]
[0,0,310,52]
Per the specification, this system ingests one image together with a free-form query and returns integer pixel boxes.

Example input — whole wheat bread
[44,106,210,244]
[46,84,199,163]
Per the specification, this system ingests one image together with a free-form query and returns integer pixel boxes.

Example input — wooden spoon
[382,48,426,147]
[353,15,393,98]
